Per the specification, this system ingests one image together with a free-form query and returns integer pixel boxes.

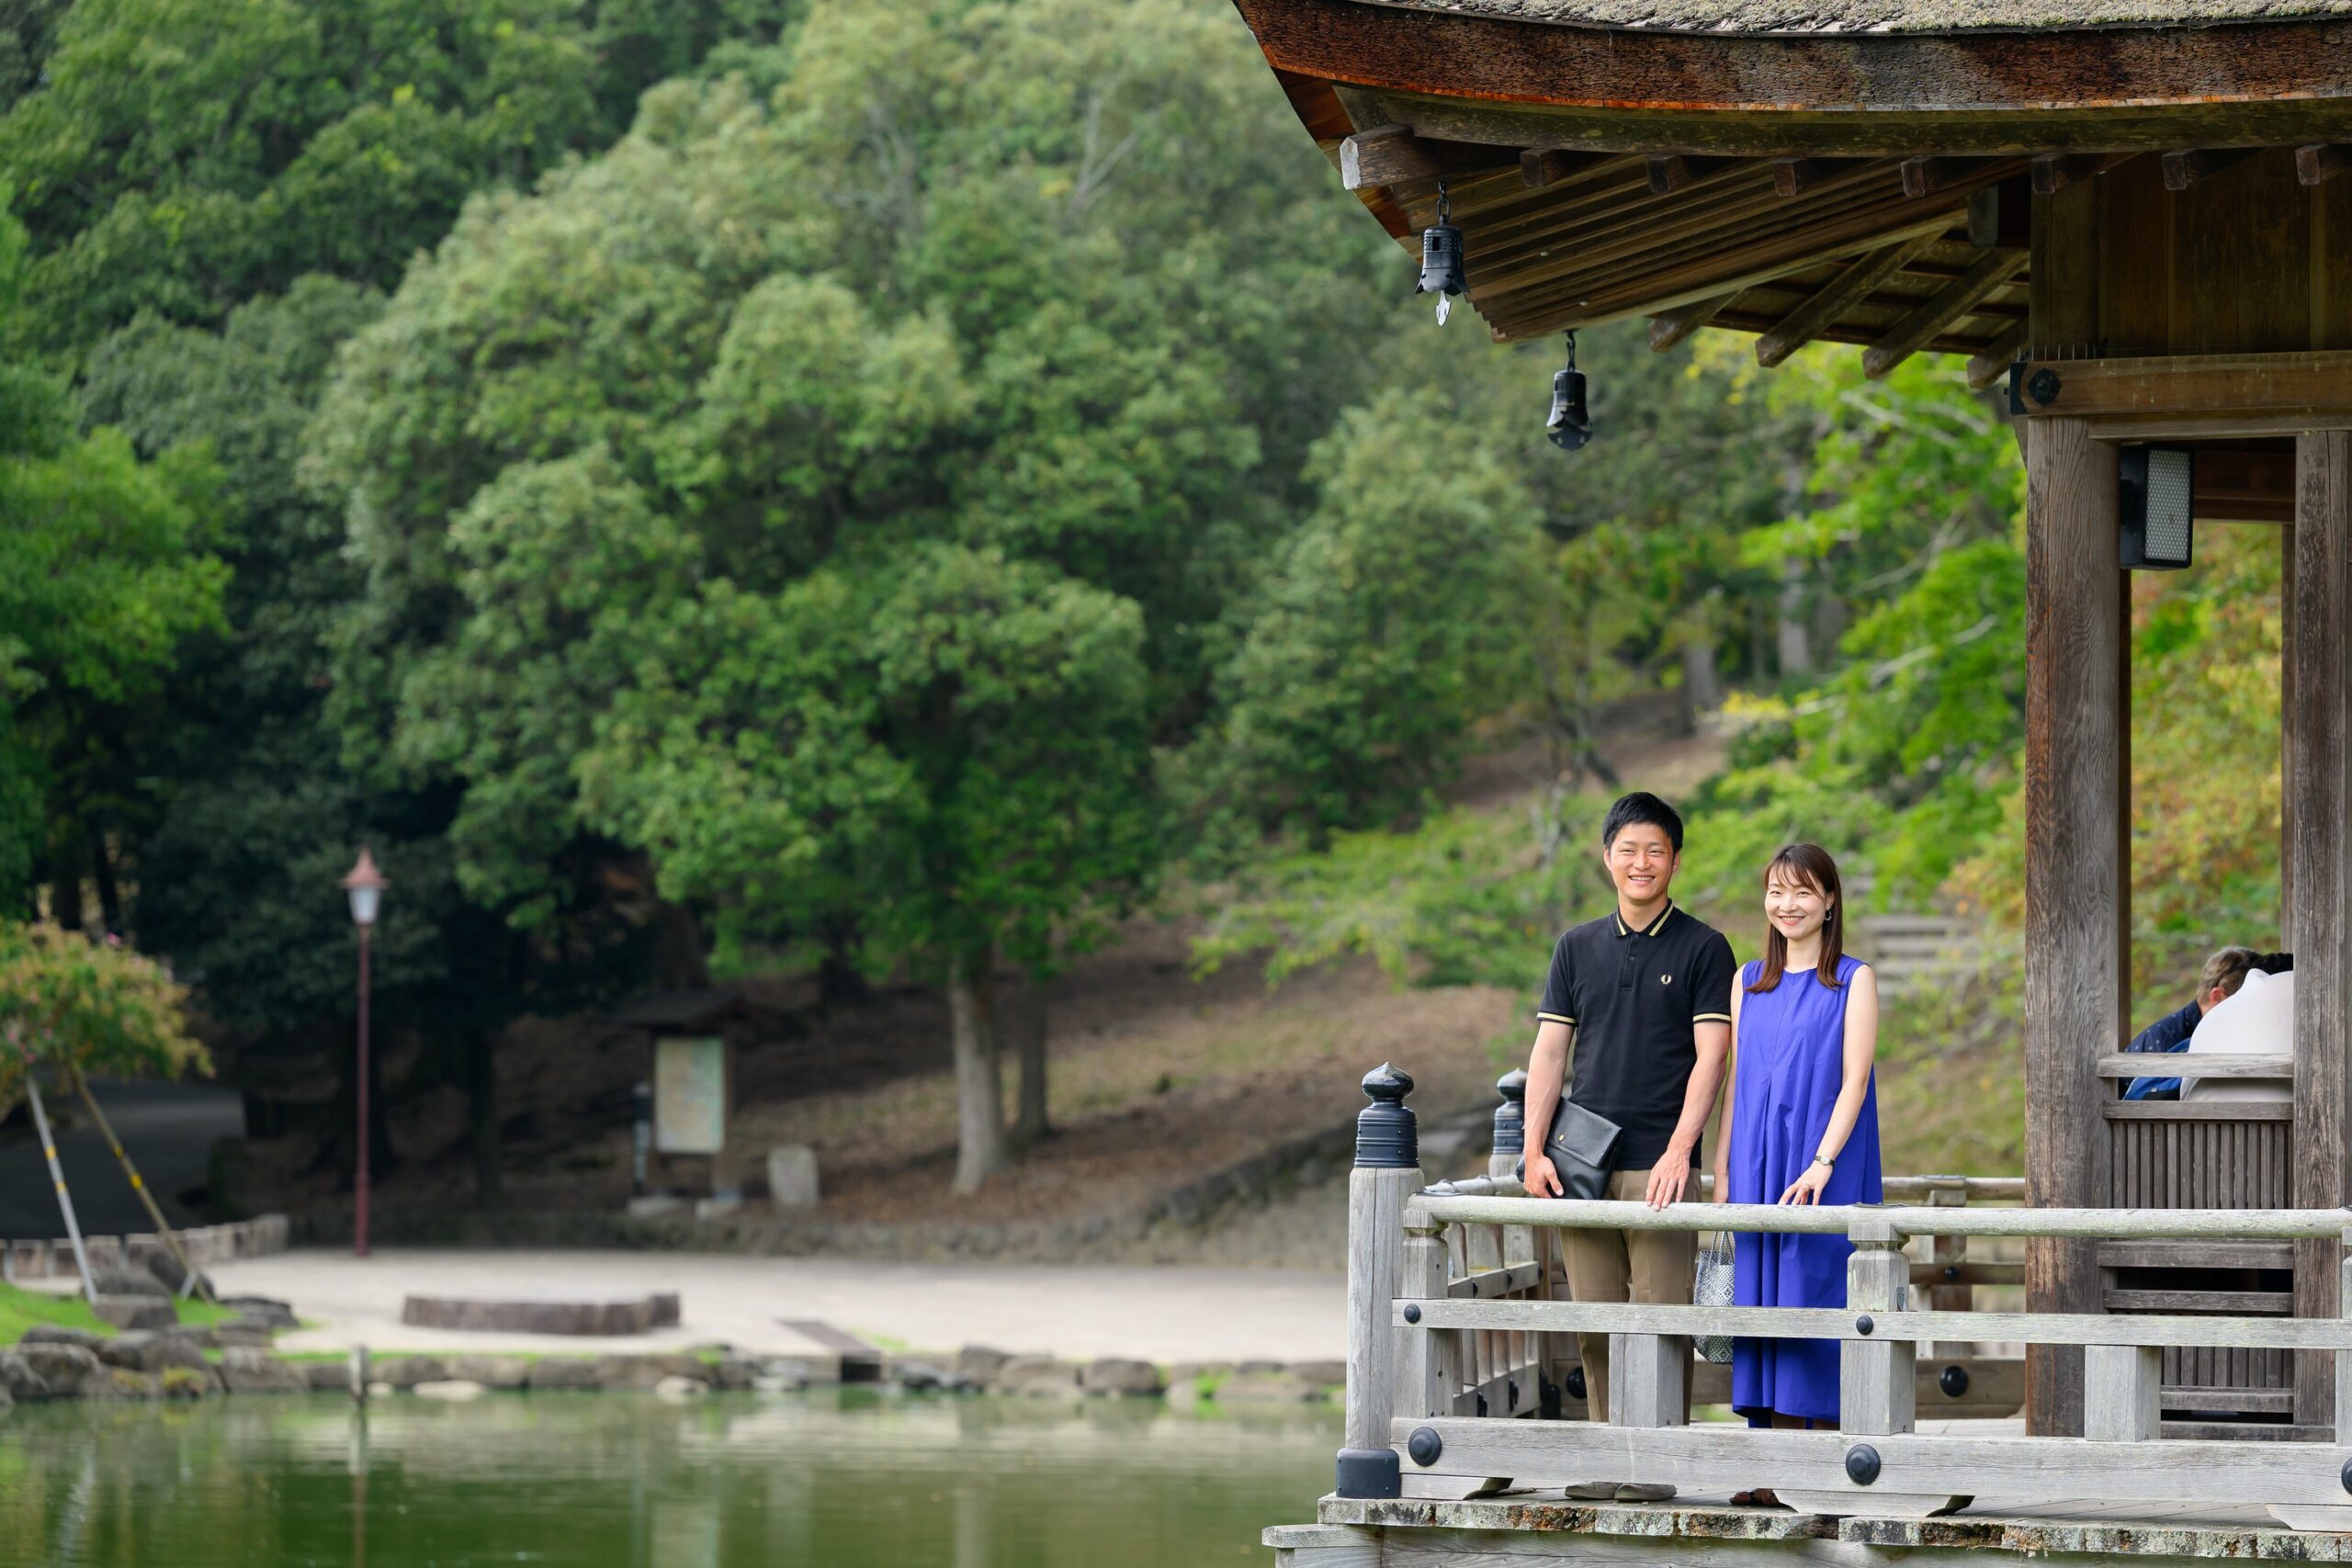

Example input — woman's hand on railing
[1778,1160,1832,1205]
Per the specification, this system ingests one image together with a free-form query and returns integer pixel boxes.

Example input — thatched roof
[1343,0,2352,33]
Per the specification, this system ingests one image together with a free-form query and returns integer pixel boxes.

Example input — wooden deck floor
[1271,1423,2352,1563]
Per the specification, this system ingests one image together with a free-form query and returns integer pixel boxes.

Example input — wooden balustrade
[1337,1066,2352,1532]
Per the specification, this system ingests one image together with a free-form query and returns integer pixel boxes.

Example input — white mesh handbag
[1693,1232,1735,1365]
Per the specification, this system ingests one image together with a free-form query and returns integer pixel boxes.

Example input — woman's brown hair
[1747,842,1847,993]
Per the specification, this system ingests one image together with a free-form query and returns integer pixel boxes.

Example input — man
[1521,791,1733,1500]
[2121,947,2283,1100]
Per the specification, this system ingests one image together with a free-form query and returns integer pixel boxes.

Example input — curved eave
[1236,0,2352,155]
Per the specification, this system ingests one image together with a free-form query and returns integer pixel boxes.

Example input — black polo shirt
[1536,902,1734,1171]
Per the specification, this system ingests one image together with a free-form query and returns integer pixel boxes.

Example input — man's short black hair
[1600,791,1684,853]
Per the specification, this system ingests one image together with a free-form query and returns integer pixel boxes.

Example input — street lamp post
[341,850,387,1259]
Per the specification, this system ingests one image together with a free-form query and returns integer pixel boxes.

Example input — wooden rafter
[1966,319,2031,391]
[1862,249,2030,378]
[1647,290,1742,353]
[2161,147,2258,190]
[1753,234,1941,368]
[2297,144,2349,186]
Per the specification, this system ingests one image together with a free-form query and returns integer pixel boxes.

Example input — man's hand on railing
[1642,1157,1692,1209]
[1522,1151,1565,1198]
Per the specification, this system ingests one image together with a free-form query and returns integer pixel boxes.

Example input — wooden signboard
[653,1036,728,1156]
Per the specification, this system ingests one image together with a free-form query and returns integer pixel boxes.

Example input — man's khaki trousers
[1559,1165,1697,1423]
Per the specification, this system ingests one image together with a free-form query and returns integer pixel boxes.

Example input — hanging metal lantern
[1545,331,1591,450]
[1416,184,1466,324]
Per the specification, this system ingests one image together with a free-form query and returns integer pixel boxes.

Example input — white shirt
[2180,967,2294,1102]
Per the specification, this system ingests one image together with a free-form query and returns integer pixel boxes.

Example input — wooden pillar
[2285,525,2298,950]
[2291,431,2352,1428]
[2023,415,2123,1438]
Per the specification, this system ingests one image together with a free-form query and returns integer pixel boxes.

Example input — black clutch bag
[1515,1095,1623,1200]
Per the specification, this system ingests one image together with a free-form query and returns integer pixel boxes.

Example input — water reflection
[0,1389,1340,1567]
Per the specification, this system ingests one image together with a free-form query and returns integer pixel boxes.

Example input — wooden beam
[1900,157,1984,199]
[2297,143,2350,186]
[2022,416,2122,1438]
[1966,187,2001,248]
[1340,124,1439,190]
[2195,448,2296,524]
[1863,249,2029,378]
[2291,430,2352,1430]
[1236,1,2352,157]
[1647,290,1739,353]
[1770,158,1836,197]
[1519,148,1594,190]
[2161,146,2259,191]
[1645,154,1731,195]
[1965,318,2031,391]
[1749,233,1938,368]
[2014,352,2352,422]
[2030,152,2134,195]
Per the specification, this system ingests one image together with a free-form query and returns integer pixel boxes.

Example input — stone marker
[767,1145,821,1211]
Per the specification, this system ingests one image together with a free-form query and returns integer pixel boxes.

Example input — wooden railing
[1341,1065,2352,1531]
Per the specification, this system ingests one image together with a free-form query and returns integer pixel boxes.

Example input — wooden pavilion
[1232,4,2352,1562]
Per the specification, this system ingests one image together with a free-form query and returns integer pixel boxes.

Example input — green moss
[1,1281,266,1345]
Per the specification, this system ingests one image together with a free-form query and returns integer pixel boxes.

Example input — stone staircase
[1845,874,1980,998]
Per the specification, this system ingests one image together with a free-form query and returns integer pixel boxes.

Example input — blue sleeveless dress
[1727,953,1882,1426]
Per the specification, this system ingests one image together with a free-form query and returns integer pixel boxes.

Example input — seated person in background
[2122,947,2284,1100]
[2180,964,2296,1103]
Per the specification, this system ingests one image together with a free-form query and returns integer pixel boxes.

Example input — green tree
[308,0,1384,1188]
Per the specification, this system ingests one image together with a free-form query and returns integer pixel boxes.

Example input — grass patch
[2,1280,246,1346]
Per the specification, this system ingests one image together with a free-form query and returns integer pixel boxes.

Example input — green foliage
[0,0,798,355]
[310,0,1385,993]
[0,923,209,1107]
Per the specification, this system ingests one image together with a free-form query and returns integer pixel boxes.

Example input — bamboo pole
[67,1063,214,1302]
[19,1063,96,1305]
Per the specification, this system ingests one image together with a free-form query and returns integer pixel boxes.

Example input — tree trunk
[1679,626,1724,722]
[1009,977,1050,1149]
[1776,558,1814,677]
[88,829,121,936]
[466,1028,504,1208]
[947,954,1007,1194]
[49,841,84,931]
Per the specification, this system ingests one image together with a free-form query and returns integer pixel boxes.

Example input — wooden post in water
[2021,412,2123,1438]
[2293,429,2352,1429]
[1338,1064,1422,1499]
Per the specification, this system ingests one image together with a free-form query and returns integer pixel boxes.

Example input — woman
[1712,843,1882,1500]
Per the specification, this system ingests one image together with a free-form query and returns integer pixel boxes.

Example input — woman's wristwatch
[1813,1151,1836,1169]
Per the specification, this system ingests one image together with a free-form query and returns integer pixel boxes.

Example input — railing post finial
[1492,1068,1528,1157]
[1355,1063,1418,1169]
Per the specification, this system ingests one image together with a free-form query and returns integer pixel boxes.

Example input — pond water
[0,1389,1338,1567]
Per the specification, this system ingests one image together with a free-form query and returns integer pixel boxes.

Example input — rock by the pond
[141,1248,209,1298]
[413,1379,487,1401]
[219,1348,307,1395]
[304,1361,353,1393]
[17,1342,98,1396]
[1166,1360,1232,1388]
[97,1331,209,1375]
[1213,1371,1321,1404]
[92,1295,176,1332]
[91,1267,170,1299]
[752,1359,811,1393]
[218,1296,299,1330]
[19,1325,105,1351]
[1233,1359,1286,1377]
[160,1365,218,1400]
[707,1355,761,1393]
[592,1354,707,1391]
[376,1357,451,1390]
[1080,1358,1164,1397]
[449,1355,532,1391]
[956,1345,1014,1384]
[209,1323,275,1348]
[79,1366,164,1401]
[653,1375,707,1401]
[1288,1359,1347,1389]
[524,1358,600,1392]
[367,1381,394,1397]
[997,1356,1081,1396]
[894,1359,949,1392]
[0,1352,52,1402]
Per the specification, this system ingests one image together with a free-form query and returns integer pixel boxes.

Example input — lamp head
[342,848,388,928]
